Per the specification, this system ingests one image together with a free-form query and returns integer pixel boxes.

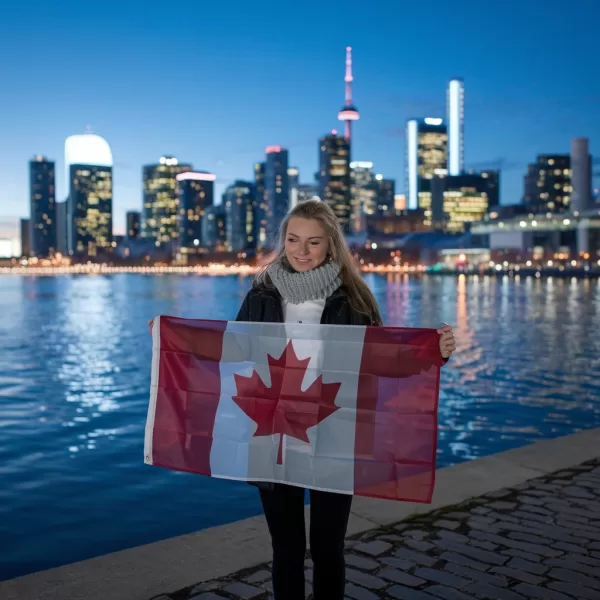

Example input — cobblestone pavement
[152,459,600,600]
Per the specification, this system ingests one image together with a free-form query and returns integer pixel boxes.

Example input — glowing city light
[407,119,418,209]
[448,79,464,176]
[338,110,360,120]
[176,171,217,182]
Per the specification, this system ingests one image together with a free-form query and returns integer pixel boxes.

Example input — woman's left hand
[437,324,456,359]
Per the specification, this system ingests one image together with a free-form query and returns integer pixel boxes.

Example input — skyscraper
[406,118,448,221]
[126,211,141,240]
[288,167,300,189]
[202,205,227,252]
[142,156,192,244]
[29,156,56,257]
[478,170,500,208]
[224,180,255,253]
[431,174,490,232]
[571,137,592,213]
[319,132,351,232]
[375,176,395,215]
[265,146,289,244]
[447,79,465,176]
[20,218,30,257]
[253,162,269,250]
[350,161,377,233]
[65,131,113,256]
[290,184,318,210]
[523,155,571,213]
[176,171,215,253]
[55,200,68,255]
[288,168,319,210]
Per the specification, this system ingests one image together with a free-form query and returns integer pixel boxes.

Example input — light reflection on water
[1,273,599,580]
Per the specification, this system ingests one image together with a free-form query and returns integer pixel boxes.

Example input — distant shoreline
[428,267,600,279]
[0,265,599,278]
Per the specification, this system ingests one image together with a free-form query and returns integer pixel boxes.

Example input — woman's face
[284,217,330,272]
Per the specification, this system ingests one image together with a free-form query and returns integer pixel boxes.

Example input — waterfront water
[1,273,599,581]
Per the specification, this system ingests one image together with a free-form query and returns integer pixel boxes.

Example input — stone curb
[163,456,600,600]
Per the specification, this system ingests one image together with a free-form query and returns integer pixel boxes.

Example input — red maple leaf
[232,340,341,465]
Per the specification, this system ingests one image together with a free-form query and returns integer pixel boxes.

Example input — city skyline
[1,0,599,236]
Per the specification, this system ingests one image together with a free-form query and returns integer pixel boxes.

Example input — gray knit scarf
[267,259,341,305]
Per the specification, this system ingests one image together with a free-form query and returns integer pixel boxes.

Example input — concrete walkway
[154,457,600,600]
[2,428,599,600]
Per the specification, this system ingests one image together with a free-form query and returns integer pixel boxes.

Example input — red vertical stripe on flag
[151,317,228,476]
[354,326,442,503]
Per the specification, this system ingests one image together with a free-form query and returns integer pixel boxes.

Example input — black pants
[259,484,353,600]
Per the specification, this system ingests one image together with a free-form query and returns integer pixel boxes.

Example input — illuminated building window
[319,134,351,232]
[142,159,193,244]
[525,155,571,214]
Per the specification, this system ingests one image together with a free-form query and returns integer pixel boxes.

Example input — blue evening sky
[0,0,598,233]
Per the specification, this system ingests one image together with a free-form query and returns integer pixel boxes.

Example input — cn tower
[337,46,359,141]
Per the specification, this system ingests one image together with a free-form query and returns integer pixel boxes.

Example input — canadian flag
[144,316,443,503]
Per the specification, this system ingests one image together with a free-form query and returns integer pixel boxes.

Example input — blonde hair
[255,200,382,325]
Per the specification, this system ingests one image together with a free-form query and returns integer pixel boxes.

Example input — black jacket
[235,283,447,367]
[236,283,375,326]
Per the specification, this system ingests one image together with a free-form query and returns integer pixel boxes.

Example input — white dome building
[64,129,114,257]
[65,129,113,170]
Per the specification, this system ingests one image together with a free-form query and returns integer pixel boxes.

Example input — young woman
[148,199,455,598]
[234,200,456,600]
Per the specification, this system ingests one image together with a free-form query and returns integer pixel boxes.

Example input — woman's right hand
[147,319,154,335]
